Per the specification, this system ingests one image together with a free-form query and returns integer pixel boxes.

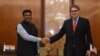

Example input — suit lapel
[67,17,81,35]
[69,18,74,35]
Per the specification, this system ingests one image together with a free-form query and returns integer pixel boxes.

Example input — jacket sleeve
[86,20,93,50]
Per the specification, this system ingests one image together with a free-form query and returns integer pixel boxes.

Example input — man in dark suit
[42,5,97,56]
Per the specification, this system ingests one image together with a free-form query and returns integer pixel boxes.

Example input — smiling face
[70,5,80,18]
[23,12,32,22]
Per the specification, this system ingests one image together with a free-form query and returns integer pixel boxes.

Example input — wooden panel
[0,0,43,46]
[75,0,100,50]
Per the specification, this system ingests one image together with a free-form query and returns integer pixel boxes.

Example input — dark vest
[17,21,38,56]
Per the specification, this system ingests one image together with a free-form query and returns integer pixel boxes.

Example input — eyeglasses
[71,10,79,12]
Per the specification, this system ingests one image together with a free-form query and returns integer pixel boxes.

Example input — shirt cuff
[38,38,42,42]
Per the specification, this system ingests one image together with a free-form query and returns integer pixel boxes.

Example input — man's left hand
[91,47,97,55]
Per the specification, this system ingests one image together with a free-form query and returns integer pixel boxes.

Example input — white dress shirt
[72,16,79,24]
[17,24,41,42]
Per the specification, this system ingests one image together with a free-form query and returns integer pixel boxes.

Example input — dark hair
[23,9,32,16]
[70,4,80,11]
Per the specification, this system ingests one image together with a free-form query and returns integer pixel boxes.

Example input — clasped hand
[41,37,50,45]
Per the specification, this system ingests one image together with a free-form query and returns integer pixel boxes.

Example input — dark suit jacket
[50,16,93,56]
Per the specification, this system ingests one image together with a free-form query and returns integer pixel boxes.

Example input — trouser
[71,47,77,56]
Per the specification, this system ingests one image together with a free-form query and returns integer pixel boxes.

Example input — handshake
[40,36,50,45]
[40,32,53,45]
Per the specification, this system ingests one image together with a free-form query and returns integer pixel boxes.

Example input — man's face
[23,12,32,22]
[70,7,80,18]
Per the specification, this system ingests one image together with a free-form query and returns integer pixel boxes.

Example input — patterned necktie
[73,18,77,32]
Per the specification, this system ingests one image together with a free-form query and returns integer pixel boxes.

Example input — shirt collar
[72,16,79,21]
